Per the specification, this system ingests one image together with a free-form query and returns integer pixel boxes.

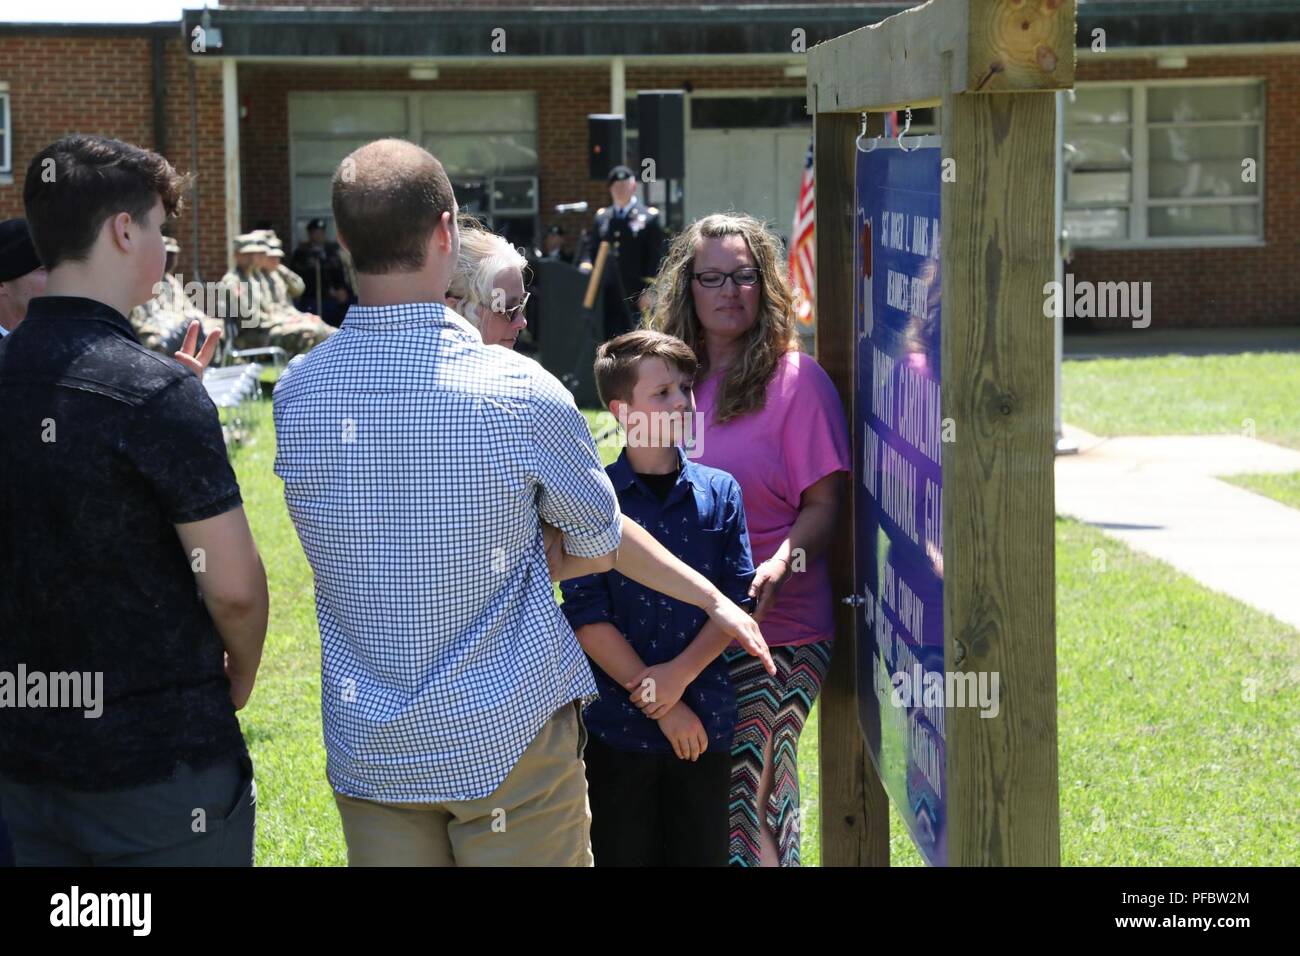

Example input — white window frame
[0,82,12,177]
[1065,77,1266,250]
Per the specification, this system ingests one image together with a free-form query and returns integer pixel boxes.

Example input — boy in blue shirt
[561,330,758,866]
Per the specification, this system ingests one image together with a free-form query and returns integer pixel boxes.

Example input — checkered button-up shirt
[273,301,620,802]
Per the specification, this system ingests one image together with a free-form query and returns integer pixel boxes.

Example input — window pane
[293,137,376,175]
[1064,207,1129,241]
[1065,126,1131,167]
[421,93,536,132]
[1066,87,1131,125]
[421,132,538,177]
[294,174,334,211]
[1067,170,1131,204]
[1148,204,1259,238]
[1148,84,1262,123]
[290,96,408,135]
[1149,126,1260,199]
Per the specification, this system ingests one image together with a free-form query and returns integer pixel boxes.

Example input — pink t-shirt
[693,350,851,646]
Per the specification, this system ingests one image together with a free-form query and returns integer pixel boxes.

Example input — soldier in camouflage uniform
[218,236,271,350]
[128,236,189,353]
[264,234,308,303]
[249,232,334,357]
[160,236,225,343]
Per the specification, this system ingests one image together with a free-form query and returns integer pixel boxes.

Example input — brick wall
[1070,54,1300,328]
[0,33,229,283]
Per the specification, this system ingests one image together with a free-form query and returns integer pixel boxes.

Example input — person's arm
[627,479,759,717]
[279,264,306,299]
[125,373,267,709]
[610,518,774,675]
[532,375,622,573]
[573,622,648,690]
[750,471,845,622]
[175,508,269,710]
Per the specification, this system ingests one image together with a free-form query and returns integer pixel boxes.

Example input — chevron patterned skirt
[724,639,834,867]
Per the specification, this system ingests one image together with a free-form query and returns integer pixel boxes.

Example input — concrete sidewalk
[1054,425,1300,631]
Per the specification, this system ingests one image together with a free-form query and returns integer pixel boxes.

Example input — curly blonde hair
[648,213,799,423]
[445,214,529,334]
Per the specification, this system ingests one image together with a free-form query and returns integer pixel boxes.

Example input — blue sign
[853,139,947,866]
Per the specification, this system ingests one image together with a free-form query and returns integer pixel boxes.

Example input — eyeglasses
[691,268,761,289]
[452,291,529,321]
[490,291,530,321]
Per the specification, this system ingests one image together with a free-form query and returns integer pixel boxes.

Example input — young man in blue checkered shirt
[274,139,771,867]
[561,330,755,866]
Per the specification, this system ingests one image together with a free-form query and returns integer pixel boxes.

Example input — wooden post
[809,0,1072,866]
[814,107,891,868]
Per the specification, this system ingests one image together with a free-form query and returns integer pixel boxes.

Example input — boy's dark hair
[23,135,188,269]
[594,329,699,407]
[332,139,457,274]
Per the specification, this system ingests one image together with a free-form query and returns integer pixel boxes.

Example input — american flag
[789,140,816,326]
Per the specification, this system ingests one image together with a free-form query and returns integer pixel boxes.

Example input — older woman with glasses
[649,213,850,867]
[444,217,531,349]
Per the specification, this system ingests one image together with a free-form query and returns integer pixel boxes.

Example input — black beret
[0,218,42,283]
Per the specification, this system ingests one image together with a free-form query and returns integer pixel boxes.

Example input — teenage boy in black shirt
[0,135,268,865]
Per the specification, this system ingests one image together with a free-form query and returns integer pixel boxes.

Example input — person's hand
[706,591,775,676]
[637,291,652,314]
[657,702,708,761]
[224,653,256,711]
[542,523,564,580]
[173,320,222,380]
[625,659,690,720]
[749,555,793,624]
[578,261,593,273]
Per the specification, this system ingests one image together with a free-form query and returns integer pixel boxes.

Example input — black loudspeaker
[637,90,685,180]
[535,258,601,408]
[588,114,626,181]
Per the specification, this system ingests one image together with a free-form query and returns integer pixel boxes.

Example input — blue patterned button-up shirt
[560,447,754,753]
[273,301,620,802]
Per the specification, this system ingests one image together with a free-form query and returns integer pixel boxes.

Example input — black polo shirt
[0,296,247,791]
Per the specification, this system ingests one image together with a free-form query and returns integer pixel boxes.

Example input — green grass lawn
[1062,352,1300,449]
[1221,471,1300,511]
[233,394,1299,867]
[799,517,1300,867]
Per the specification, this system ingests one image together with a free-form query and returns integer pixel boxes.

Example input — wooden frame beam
[809,0,1070,866]
[808,0,1074,113]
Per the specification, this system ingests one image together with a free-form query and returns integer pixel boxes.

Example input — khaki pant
[333,702,592,867]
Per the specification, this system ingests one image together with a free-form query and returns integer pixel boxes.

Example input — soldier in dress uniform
[288,217,354,328]
[577,165,668,341]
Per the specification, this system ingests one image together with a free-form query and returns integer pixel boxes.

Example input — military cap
[607,165,634,184]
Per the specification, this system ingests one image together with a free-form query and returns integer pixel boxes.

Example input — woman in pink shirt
[650,213,849,867]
